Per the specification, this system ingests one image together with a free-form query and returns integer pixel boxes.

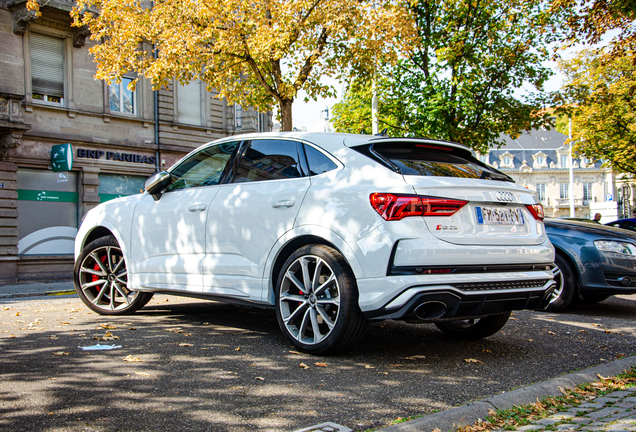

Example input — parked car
[74,132,555,354]
[544,218,636,311]
[605,218,636,233]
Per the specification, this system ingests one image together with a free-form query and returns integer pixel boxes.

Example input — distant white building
[308,106,334,133]
[480,129,635,221]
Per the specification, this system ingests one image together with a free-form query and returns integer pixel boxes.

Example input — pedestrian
[593,213,602,223]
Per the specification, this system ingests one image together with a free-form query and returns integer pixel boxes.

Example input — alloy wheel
[278,255,341,345]
[77,244,139,312]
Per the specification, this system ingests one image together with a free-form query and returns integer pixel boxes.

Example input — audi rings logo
[495,191,515,202]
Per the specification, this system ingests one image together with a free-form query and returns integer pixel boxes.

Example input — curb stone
[380,356,636,432]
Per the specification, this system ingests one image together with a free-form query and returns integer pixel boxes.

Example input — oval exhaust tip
[413,301,447,320]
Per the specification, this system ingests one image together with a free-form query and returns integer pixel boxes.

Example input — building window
[536,183,546,202]
[177,80,202,125]
[235,104,243,129]
[583,182,593,202]
[560,155,568,168]
[560,182,569,199]
[479,154,488,164]
[31,33,64,105]
[503,156,511,166]
[109,77,135,114]
[536,156,544,165]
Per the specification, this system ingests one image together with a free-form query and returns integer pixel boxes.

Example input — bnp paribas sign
[51,143,73,172]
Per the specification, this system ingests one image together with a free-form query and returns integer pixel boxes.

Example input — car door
[204,139,310,302]
[129,141,240,292]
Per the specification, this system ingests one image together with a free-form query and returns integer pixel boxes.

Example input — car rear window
[354,142,512,181]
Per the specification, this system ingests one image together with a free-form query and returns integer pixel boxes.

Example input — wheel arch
[75,221,130,266]
[553,245,580,288]
[264,228,364,305]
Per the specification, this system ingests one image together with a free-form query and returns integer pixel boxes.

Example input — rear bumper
[358,272,555,321]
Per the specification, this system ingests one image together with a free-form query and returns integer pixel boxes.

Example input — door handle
[188,204,207,212]
[272,200,295,208]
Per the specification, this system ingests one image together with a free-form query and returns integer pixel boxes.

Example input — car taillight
[369,193,467,221]
[526,204,545,220]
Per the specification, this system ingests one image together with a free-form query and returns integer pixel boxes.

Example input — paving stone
[517,425,545,431]
[622,398,636,403]
[614,419,636,425]
[579,403,607,409]
[613,403,636,409]
[588,408,626,419]
[595,398,623,404]
[572,417,595,424]
[552,413,576,420]
[536,418,560,426]
[607,412,636,422]
[606,392,635,399]
[556,424,579,430]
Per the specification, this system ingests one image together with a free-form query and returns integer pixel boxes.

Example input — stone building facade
[0,0,272,283]
[482,128,635,221]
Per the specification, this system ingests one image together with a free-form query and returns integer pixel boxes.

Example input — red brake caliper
[92,255,108,291]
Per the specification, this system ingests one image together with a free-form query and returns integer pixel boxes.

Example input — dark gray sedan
[544,218,636,311]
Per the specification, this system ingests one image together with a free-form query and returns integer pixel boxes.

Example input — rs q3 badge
[436,225,459,231]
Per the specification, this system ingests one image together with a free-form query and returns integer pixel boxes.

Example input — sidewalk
[381,356,636,432]
[0,280,75,298]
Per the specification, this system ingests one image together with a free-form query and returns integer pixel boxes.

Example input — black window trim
[300,141,343,176]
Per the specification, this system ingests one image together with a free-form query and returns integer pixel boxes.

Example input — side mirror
[144,171,173,200]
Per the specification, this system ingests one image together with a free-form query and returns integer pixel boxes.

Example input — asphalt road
[1,293,635,432]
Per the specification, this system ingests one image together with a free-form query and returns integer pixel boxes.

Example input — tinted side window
[168,142,239,190]
[304,144,337,175]
[233,140,303,183]
[622,221,636,232]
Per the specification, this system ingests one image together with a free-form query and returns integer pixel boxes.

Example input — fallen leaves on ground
[314,362,328,367]
[547,330,556,335]
[99,324,117,329]
[464,358,482,363]
[178,343,193,347]
[255,377,264,380]
[288,350,302,355]
[123,355,142,362]
[94,331,119,341]
[299,363,310,369]
[235,347,241,351]
[165,327,184,333]
[134,371,150,376]
[52,351,69,356]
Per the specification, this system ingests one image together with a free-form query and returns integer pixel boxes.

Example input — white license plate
[476,206,525,225]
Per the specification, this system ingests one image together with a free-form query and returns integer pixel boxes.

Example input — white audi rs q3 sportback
[74,132,556,354]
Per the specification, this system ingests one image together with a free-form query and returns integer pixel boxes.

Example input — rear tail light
[370,193,467,221]
[526,204,545,220]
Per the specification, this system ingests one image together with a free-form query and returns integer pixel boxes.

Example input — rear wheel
[74,236,153,315]
[545,252,577,312]
[435,312,511,340]
[275,245,367,355]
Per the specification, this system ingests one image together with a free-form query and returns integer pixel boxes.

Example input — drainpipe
[153,44,160,173]
[568,118,575,217]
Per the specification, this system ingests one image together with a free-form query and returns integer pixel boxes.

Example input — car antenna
[374,128,388,137]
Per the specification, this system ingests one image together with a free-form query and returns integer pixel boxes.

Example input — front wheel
[74,235,153,315]
[275,245,367,355]
[435,312,511,340]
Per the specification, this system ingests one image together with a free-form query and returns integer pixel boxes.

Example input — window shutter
[177,81,202,125]
[31,33,64,97]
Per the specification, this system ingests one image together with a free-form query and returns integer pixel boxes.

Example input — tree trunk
[279,98,293,131]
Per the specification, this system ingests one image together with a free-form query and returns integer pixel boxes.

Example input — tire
[74,235,153,315]
[275,245,368,355]
[435,312,511,340]
[545,252,577,312]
